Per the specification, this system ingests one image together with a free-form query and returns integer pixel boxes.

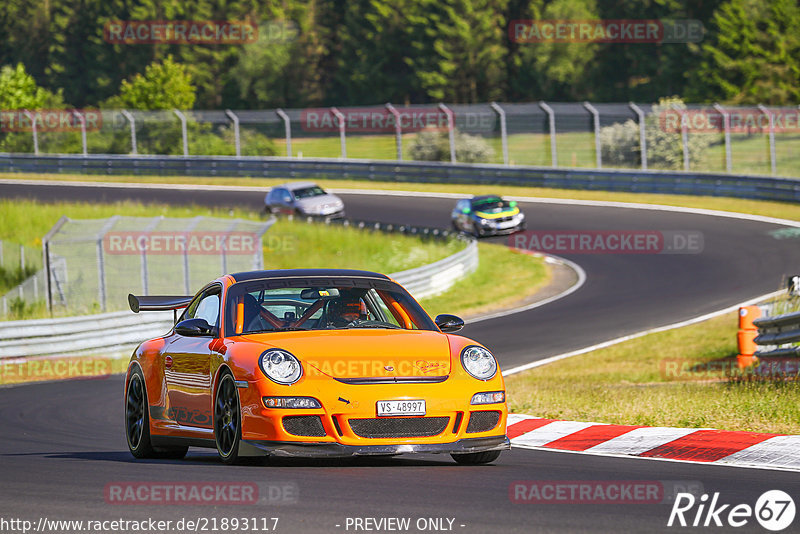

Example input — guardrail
[753,311,800,358]
[737,305,800,369]
[0,235,478,359]
[1,154,800,203]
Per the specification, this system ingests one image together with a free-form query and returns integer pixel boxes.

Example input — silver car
[265,182,345,218]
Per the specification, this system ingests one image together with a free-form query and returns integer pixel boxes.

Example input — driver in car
[326,292,368,328]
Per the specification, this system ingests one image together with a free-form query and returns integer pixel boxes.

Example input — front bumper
[477,222,526,236]
[243,435,510,458]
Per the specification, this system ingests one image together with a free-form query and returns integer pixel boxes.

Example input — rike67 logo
[668,490,795,531]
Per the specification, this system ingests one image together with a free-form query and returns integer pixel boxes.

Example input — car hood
[474,206,521,219]
[238,329,451,379]
[295,194,342,209]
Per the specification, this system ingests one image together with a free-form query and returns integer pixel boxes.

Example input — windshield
[292,186,327,199]
[224,279,437,335]
[471,197,509,212]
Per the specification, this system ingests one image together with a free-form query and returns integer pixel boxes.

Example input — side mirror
[435,314,464,333]
[175,318,215,337]
[461,207,470,214]
[509,200,517,208]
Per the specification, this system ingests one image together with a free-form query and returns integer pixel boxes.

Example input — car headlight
[479,218,491,226]
[259,349,303,385]
[461,345,498,380]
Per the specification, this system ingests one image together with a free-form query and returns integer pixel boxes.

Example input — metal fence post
[225,109,241,157]
[23,110,39,155]
[539,101,557,167]
[95,216,119,312]
[438,103,456,163]
[276,108,292,157]
[713,103,732,172]
[120,110,137,155]
[757,104,777,175]
[628,103,647,170]
[330,107,347,159]
[42,215,68,313]
[490,102,509,165]
[583,101,601,168]
[183,216,203,295]
[385,103,403,161]
[173,109,189,156]
[679,108,690,171]
[19,244,24,271]
[73,110,87,156]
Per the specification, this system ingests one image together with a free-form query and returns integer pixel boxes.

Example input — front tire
[451,450,502,465]
[214,372,243,465]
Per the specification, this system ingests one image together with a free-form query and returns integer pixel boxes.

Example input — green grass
[0,198,549,322]
[505,312,800,434]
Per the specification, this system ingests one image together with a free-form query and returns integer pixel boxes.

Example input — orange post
[737,306,761,368]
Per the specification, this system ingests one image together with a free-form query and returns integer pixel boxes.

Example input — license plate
[377,400,426,416]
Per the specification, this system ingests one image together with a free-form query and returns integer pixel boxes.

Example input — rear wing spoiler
[128,294,193,323]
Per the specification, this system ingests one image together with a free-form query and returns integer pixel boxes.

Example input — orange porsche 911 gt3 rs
[124,269,509,465]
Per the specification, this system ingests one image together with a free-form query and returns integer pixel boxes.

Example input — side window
[185,287,221,331]
[282,189,293,203]
[457,199,469,212]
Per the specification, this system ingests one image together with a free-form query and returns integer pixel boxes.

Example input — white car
[265,182,345,218]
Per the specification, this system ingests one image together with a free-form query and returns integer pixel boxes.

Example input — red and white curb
[508,414,800,472]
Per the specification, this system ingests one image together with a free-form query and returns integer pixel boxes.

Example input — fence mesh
[43,215,273,315]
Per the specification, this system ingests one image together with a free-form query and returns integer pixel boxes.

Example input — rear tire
[451,450,501,465]
[214,372,243,465]
[125,367,188,460]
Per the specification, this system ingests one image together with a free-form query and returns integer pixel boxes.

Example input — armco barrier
[0,238,478,359]
[753,310,800,358]
[2,154,800,203]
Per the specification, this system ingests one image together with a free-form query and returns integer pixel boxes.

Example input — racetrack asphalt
[1,180,799,532]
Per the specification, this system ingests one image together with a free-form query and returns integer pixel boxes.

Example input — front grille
[349,417,449,438]
[466,411,501,433]
[283,415,326,437]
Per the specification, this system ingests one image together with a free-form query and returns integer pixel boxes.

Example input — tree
[0,63,58,110]
[687,0,800,104]
[108,56,195,110]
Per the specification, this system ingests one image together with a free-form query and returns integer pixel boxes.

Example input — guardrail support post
[583,101,601,168]
[713,103,732,173]
[73,110,87,156]
[172,109,189,156]
[539,101,557,167]
[331,107,347,159]
[23,110,39,155]
[490,102,509,165]
[757,104,777,175]
[628,103,647,170]
[438,103,456,163]
[385,103,403,161]
[276,108,292,157]
[120,110,137,155]
[19,244,24,271]
[224,109,241,157]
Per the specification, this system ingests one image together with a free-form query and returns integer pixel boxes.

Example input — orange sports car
[125,269,509,465]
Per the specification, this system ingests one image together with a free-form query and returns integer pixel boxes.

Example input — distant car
[124,269,509,465]
[451,195,526,237]
[265,182,345,218]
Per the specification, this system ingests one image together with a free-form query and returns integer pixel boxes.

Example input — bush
[600,97,713,169]
[409,129,495,163]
